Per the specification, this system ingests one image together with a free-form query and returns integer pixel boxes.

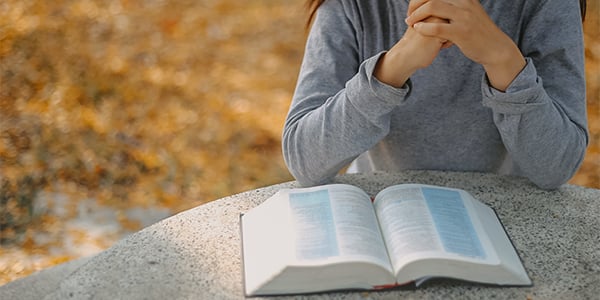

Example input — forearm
[283,55,408,186]
[495,105,586,189]
[374,18,447,88]
[481,39,527,92]
[283,108,381,187]
[482,60,588,189]
[283,102,390,187]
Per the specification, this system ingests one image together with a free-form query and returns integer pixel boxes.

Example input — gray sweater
[282,0,588,189]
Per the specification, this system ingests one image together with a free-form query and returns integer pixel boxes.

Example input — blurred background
[0,0,598,285]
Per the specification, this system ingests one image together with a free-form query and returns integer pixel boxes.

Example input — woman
[283,0,588,189]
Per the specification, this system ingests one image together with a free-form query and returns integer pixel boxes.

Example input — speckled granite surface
[2,171,599,299]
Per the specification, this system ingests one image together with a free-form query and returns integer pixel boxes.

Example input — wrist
[373,49,415,88]
[482,44,526,92]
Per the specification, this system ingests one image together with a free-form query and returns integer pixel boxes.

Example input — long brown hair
[580,0,587,22]
[305,0,587,26]
[305,0,325,28]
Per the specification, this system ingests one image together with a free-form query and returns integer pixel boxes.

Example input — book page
[374,186,443,271]
[374,184,495,275]
[421,187,485,259]
[468,198,531,285]
[287,185,392,271]
[288,189,339,260]
[242,190,296,295]
[243,184,397,296]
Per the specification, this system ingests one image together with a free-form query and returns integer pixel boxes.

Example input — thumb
[413,22,450,41]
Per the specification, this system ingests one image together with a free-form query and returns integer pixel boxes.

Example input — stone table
[1,171,599,299]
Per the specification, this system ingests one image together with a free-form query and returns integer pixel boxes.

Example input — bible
[241,183,531,296]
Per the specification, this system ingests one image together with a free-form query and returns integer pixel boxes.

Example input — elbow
[530,159,583,191]
[283,150,333,188]
[293,174,333,188]
[282,127,333,188]
[531,177,567,191]
[531,139,588,190]
[529,167,574,190]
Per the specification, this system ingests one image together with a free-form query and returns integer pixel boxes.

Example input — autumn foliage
[0,0,598,285]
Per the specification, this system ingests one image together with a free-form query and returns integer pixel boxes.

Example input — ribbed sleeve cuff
[481,57,546,114]
[344,52,411,119]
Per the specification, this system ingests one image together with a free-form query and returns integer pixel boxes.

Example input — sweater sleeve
[282,0,410,187]
[481,0,588,189]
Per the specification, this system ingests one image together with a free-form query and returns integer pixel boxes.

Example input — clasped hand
[374,0,525,91]
[406,0,516,68]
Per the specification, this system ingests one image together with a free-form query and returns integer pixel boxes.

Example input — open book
[241,183,531,296]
